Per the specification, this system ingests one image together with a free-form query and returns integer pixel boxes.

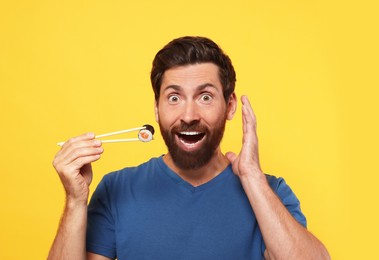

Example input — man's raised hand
[52,132,104,204]
[226,95,262,178]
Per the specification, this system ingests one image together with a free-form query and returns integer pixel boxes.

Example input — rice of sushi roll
[138,124,155,142]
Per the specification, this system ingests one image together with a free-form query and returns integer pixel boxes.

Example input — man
[48,36,330,259]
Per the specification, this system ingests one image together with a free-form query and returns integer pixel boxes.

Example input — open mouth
[177,131,205,145]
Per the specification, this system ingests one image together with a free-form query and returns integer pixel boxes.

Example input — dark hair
[150,36,236,102]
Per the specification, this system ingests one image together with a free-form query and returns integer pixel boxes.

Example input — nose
[180,101,200,124]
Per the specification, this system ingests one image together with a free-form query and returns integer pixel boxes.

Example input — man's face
[155,63,236,170]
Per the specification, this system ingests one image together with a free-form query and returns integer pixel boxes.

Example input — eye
[168,95,180,103]
[200,94,213,103]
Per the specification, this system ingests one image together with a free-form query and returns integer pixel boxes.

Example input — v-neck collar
[156,156,233,193]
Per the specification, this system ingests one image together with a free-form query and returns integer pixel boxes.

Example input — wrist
[239,167,268,187]
[239,165,265,179]
[65,196,88,210]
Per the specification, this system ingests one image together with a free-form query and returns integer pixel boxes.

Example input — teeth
[179,131,202,135]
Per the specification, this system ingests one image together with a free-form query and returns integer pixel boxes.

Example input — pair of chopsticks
[57,126,146,146]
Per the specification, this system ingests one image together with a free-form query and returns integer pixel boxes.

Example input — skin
[48,63,330,260]
[226,96,330,259]
[155,63,236,186]
[48,133,110,260]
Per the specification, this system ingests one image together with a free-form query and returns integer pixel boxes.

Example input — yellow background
[1,0,378,259]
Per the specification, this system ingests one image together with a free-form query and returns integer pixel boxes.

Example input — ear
[154,100,159,122]
[226,92,237,120]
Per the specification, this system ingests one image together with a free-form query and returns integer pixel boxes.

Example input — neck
[162,149,230,187]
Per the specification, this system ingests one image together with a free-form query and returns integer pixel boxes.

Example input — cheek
[204,106,228,124]
[157,105,178,126]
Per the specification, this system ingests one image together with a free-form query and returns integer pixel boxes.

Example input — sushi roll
[138,124,155,142]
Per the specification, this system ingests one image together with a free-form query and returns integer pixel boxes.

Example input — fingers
[53,132,104,202]
[225,152,237,164]
[53,132,104,178]
[241,95,257,131]
[240,95,261,169]
[240,95,258,145]
[227,95,262,177]
[56,133,101,162]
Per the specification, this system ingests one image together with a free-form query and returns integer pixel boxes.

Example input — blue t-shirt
[87,156,306,260]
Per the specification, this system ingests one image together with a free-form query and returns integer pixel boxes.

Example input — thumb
[225,152,237,164]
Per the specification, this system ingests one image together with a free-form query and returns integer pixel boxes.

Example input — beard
[159,114,227,170]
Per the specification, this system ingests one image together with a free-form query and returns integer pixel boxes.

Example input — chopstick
[57,126,146,146]
[100,138,140,143]
[94,127,145,138]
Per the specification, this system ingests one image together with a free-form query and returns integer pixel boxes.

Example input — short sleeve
[271,177,307,228]
[86,176,117,259]
[261,175,307,255]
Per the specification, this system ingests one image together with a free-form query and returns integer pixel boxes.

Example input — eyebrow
[163,83,218,93]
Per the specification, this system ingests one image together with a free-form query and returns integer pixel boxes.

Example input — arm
[226,96,330,260]
[48,133,110,260]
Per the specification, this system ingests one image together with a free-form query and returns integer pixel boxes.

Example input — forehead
[161,63,221,90]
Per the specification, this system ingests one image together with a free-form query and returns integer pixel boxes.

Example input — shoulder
[265,174,297,199]
[265,174,307,227]
[99,157,163,189]
[265,174,287,191]
[265,174,301,208]
[105,156,161,178]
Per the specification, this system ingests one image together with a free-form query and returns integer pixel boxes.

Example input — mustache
[172,121,208,133]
